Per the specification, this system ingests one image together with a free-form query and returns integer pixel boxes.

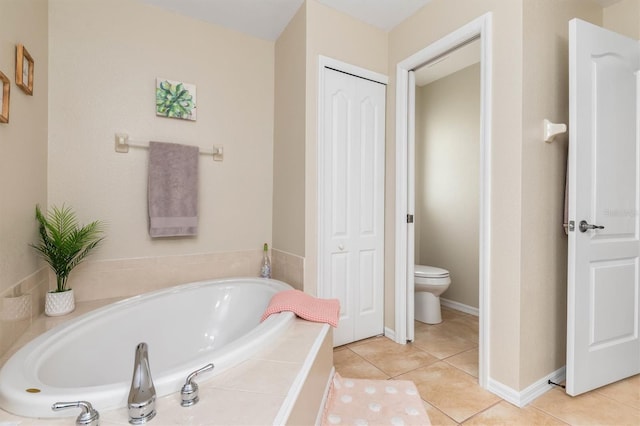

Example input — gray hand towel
[148,141,199,237]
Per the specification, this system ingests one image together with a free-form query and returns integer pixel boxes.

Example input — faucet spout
[128,342,156,424]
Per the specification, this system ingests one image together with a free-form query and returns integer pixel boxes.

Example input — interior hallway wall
[520,0,602,389]
[303,0,388,296]
[0,0,48,294]
[603,0,640,39]
[389,0,603,392]
[415,63,480,310]
[388,0,525,390]
[0,0,49,357]
[274,2,306,260]
[48,0,275,297]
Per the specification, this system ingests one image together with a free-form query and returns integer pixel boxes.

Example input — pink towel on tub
[261,290,340,327]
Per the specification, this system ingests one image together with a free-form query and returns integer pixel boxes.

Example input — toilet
[414,264,451,324]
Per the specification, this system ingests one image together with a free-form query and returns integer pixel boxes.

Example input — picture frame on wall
[0,71,9,123]
[156,78,197,121]
[16,44,34,95]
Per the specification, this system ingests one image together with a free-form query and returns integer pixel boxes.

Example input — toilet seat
[414,265,449,279]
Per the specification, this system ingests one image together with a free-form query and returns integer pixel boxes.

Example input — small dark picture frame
[0,71,9,123]
[16,44,34,95]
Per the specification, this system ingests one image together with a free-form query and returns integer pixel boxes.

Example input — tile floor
[334,307,640,425]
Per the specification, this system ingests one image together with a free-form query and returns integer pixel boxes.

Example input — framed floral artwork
[16,44,34,95]
[156,78,196,121]
[0,70,9,123]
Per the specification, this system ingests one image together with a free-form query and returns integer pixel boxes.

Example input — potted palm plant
[31,204,105,316]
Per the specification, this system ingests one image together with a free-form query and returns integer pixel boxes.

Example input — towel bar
[115,133,223,161]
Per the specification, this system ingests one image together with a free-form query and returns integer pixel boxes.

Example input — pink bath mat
[322,373,431,425]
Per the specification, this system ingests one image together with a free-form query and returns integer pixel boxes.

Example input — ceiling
[139,0,619,87]
[141,0,621,42]
[141,0,432,40]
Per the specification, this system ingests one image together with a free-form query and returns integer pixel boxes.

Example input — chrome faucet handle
[52,401,100,426]
[181,363,214,407]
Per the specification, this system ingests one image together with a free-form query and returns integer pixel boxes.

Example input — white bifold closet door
[320,67,386,347]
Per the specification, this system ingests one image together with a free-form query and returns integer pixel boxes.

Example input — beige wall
[0,0,48,294]
[520,0,602,388]
[273,3,306,258]
[303,0,388,296]
[389,0,603,391]
[0,0,49,359]
[48,0,275,292]
[603,0,640,38]
[415,63,480,309]
[389,0,525,389]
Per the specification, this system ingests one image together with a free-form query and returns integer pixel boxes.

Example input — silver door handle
[579,220,604,232]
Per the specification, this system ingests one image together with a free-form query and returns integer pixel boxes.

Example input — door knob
[338,244,344,251]
[579,220,605,233]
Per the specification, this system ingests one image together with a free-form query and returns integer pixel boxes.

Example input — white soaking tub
[0,277,294,418]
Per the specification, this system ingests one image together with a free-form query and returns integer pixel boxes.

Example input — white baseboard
[384,326,396,342]
[440,298,479,316]
[487,366,566,407]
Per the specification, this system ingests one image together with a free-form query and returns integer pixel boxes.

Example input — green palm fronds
[31,205,105,293]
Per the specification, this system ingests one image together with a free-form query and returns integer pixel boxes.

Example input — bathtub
[0,277,295,418]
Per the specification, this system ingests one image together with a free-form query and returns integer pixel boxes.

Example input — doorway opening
[394,13,492,389]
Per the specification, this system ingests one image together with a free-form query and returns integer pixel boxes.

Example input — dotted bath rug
[321,373,431,426]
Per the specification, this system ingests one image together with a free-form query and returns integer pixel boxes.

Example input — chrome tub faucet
[128,342,156,424]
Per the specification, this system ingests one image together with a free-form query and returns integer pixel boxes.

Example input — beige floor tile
[432,315,479,344]
[423,400,458,425]
[593,374,640,410]
[348,337,440,377]
[333,311,639,426]
[333,347,389,380]
[346,334,387,348]
[441,307,471,321]
[413,325,477,359]
[531,387,640,426]
[444,348,478,378]
[464,401,567,425]
[397,362,500,423]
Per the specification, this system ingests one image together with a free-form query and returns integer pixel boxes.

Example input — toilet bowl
[414,265,451,324]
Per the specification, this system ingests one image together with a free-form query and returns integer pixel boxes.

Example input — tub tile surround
[271,248,304,290]
[66,249,305,302]
[67,250,267,302]
[0,299,333,425]
[0,267,48,360]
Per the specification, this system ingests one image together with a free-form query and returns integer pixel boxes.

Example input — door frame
[317,55,388,299]
[394,13,493,389]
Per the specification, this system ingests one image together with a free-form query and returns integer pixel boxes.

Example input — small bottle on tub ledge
[260,243,272,278]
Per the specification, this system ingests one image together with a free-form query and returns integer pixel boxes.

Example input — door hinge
[407,214,414,223]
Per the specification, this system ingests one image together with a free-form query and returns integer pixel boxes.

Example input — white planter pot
[45,289,75,316]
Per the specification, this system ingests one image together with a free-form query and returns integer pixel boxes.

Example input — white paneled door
[319,66,386,347]
[567,19,640,396]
